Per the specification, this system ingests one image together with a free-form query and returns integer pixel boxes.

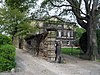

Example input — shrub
[97,30,100,54]
[79,30,100,54]
[75,27,85,46]
[79,32,87,53]
[0,44,16,72]
[0,34,12,45]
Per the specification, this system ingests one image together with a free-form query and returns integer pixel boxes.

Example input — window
[58,31,61,37]
[67,41,70,45]
[67,30,73,38]
[57,30,62,37]
[67,31,70,38]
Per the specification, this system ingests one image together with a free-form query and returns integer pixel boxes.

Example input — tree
[30,0,100,60]
[0,7,32,37]
[0,0,40,48]
[0,3,36,47]
[5,0,30,12]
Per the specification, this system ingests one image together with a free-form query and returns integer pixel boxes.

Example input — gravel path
[0,48,100,75]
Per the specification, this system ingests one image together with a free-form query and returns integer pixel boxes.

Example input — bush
[75,27,85,46]
[79,30,100,54]
[97,30,100,54]
[79,32,87,53]
[0,44,16,72]
[0,34,12,45]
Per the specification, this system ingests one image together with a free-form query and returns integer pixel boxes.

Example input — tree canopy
[31,0,100,28]
[0,7,34,36]
[5,0,30,12]
[0,0,37,37]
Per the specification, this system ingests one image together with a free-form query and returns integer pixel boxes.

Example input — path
[1,48,100,75]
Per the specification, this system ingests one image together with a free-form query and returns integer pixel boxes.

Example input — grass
[61,48,100,61]
[97,59,100,62]
[61,47,80,57]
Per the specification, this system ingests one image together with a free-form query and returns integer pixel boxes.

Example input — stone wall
[25,32,56,61]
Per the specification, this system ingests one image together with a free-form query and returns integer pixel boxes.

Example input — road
[1,48,100,75]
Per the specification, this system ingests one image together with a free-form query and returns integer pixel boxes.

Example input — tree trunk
[86,18,98,60]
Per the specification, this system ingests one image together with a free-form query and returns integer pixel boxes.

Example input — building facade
[39,22,76,47]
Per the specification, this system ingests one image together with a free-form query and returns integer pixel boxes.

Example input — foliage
[0,6,35,36]
[76,27,86,40]
[5,0,30,12]
[74,26,85,46]
[79,32,87,53]
[61,48,80,56]
[0,34,16,72]
[0,34,12,45]
[0,44,16,72]
[96,30,100,54]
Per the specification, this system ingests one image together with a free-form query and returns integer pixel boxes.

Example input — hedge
[0,34,16,72]
[0,34,12,45]
[0,44,16,72]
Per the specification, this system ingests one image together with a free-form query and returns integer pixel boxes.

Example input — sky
[0,0,4,7]
[29,0,77,23]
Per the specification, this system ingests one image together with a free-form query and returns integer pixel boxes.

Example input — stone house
[24,21,76,61]
[14,19,76,61]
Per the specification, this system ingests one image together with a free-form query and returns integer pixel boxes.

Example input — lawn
[61,48,100,62]
[61,47,80,57]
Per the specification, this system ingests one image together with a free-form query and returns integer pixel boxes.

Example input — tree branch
[77,18,87,30]
[58,9,72,16]
[83,0,91,14]
[49,0,87,20]
[31,15,71,24]
[48,0,71,7]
